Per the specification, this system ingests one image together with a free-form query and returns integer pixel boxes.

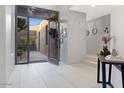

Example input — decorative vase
[112,49,118,56]
[100,46,111,57]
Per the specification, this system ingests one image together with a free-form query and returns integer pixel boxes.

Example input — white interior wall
[0,5,15,88]
[0,6,6,88]
[59,6,86,64]
[110,6,124,88]
[5,5,15,82]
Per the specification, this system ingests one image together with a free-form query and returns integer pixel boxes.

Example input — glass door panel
[48,21,60,65]
[16,16,28,64]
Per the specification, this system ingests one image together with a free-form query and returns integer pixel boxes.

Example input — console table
[97,55,124,88]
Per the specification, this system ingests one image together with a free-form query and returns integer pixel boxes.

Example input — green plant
[17,43,25,50]
[17,49,23,57]
[29,36,37,45]
[17,17,27,32]
[17,39,26,57]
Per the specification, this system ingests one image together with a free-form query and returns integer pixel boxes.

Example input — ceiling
[69,5,120,21]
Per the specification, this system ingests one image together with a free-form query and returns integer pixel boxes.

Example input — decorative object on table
[102,27,112,46]
[100,46,111,57]
[92,24,97,35]
[86,30,90,36]
[99,27,112,57]
[112,49,118,56]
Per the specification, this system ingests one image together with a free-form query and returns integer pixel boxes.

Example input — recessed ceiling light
[91,5,95,7]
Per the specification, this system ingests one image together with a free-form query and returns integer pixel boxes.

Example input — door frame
[15,5,60,65]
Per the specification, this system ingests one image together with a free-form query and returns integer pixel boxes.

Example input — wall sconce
[60,23,67,44]
[62,28,67,38]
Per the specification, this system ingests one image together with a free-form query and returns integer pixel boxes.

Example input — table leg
[97,58,100,83]
[102,62,106,88]
[108,64,112,84]
[121,65,124,88]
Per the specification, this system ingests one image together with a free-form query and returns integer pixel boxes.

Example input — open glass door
[15,5,60,65]
[48,21,60,65]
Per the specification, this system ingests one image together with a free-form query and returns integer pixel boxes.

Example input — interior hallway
[6,62,100,88]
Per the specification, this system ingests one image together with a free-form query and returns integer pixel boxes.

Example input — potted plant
[17,42,25,60]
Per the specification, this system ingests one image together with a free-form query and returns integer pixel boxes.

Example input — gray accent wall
[86,15,110,55]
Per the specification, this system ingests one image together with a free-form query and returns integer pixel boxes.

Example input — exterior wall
[39,27,47,55]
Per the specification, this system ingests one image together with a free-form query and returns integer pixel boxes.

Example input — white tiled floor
[6,62,102,88]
